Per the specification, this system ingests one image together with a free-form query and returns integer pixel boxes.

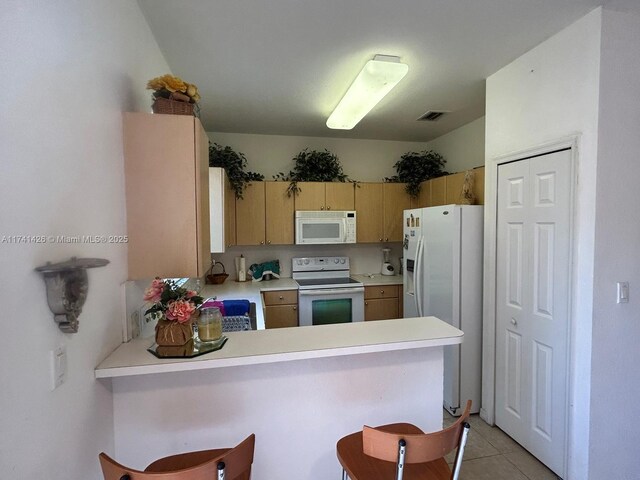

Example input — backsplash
[211,243,403,280]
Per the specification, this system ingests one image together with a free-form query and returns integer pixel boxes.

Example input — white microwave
[295,211,356,244]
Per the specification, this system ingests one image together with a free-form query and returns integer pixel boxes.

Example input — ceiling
[138,0,606,142]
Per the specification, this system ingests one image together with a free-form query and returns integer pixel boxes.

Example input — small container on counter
[196,306,223,342]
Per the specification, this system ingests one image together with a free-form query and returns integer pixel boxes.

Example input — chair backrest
[362,400,472,465]
[99,434,255,480]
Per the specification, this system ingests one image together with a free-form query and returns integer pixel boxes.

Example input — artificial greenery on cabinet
[385,150,448,198]
[209,143,264,199]
[273,148,352,196]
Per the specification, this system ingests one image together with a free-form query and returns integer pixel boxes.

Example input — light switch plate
[617,281,629,304]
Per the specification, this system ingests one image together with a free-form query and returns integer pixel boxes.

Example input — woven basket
[152,97,194,116]
[206,262,229,285]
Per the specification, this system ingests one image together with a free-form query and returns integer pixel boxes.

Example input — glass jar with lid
[196,306,223,342]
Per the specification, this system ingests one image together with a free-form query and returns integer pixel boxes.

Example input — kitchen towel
[249,260,281,282]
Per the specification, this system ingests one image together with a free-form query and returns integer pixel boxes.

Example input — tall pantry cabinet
[123,113,210,279]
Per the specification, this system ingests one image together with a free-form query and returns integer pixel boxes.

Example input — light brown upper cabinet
[430,176,447,206]
[355,183,384,243]
[265,181,294,245]
[473,167,485,205]
[444,172,466,204]
[123,113,210,279]
[236,183,266,245]
[235,182,294,246]
[413,182,429,209]
[382,183,411,242]
[355,183,410,243]
[294,182,354,211]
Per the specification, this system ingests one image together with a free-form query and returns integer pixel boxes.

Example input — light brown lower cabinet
[263,290,298,328]
[364,285,403,321]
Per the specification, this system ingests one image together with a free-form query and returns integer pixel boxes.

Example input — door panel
[505,330,522,417]
[355,183,384,243]
[265,181,294,245]
[295,182,325,210]
[495,149,571,476]
[326,182,354,210]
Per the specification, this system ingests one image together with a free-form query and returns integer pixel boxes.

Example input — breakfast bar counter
[96,317,462,480]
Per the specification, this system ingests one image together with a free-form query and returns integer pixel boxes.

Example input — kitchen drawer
[263,290,298,306]
[364,285,399,300]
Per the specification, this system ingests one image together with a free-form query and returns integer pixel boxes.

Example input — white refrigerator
[403,205,483,416]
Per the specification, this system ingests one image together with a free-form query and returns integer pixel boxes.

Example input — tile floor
[443,410,562,480]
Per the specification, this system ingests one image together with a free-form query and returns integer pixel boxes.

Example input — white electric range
[292,256,365,327]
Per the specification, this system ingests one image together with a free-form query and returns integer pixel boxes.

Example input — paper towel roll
[238,255,246,282]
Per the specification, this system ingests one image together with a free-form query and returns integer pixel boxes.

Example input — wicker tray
[152,97,194,116]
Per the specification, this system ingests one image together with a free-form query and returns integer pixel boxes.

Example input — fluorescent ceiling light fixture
[326,55,409,130]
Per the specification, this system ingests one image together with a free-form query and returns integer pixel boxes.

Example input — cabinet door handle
[327,206,331,210]
[293,306,297,310]
[365,301,368,306]
[380,290,384,294]
[279,295,284,300]
[385,237,389,242]
[260,241,264,245]
[267,240,271,244]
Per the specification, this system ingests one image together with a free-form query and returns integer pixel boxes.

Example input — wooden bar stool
[337,401,471,480]
[99,433,255,480]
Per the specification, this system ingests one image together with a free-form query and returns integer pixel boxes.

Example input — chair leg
[342,468,348,480]
[451,422,471,480]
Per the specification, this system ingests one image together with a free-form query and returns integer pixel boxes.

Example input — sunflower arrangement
[146,74,201,104]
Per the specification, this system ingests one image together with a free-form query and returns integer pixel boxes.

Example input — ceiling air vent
[417,111,447,122]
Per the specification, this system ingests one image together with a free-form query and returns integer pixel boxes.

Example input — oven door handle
[298,287,365,296]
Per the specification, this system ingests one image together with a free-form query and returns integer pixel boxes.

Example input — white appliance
[293,256,364,326]
[381,247,394,275]
[403,205,483,416]
[295,211,356,245]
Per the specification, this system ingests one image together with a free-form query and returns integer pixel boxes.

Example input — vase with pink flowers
[144,278,204,346]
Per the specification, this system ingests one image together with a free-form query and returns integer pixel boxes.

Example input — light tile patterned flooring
[443,410,562,480]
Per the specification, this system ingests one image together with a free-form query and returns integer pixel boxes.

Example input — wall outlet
[50,345,67,391]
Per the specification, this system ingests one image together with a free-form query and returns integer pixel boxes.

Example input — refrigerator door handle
[415,235,424,317]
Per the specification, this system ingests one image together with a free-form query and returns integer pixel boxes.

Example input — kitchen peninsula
[96,316,462,480]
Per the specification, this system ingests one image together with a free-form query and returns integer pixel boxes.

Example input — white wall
[484,8,602,479]
[209,127,482,182]
[0,1,169,478]
[589,7,640,478]
[426,117,485,172]
[208,131,432,181]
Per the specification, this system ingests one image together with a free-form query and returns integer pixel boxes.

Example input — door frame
[481,135,578,479]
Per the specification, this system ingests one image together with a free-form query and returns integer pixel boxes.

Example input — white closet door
[495,149,571,476]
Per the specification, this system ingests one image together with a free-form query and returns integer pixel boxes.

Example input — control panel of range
[292,256,350,272]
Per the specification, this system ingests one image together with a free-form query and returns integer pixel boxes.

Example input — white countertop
[95,316,462,379]
[352,273,403,285]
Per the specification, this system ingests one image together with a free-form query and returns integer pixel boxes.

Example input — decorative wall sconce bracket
[35,257,109,333]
